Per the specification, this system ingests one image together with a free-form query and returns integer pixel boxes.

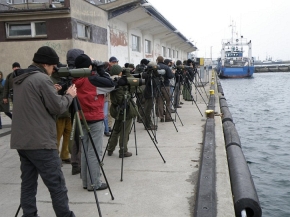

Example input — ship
[216,22,254,78]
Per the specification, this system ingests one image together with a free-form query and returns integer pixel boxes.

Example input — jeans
[81,121,104,190]
[17,149,75,217]
[103,101,109,133]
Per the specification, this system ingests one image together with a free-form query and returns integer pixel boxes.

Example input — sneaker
[146,125,158,130]
[175,105,182,108]
[119,152,132,158]
[104,132,111,137]
[170,109,175,113]
[72,166,81,175]
[108,151,113,156]
[165,119,172,122]
[180,102,184,105]
[87,183,108,191]
[160,118,164,122]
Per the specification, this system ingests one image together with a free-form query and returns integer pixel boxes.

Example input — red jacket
[73,78,104,121]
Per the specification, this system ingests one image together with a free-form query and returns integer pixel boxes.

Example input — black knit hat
[74,54,92,68]
[33,46,59,65]
[140,59,149,65]
[12,62,20,68]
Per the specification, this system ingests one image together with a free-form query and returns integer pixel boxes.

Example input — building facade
[0,0,196,75]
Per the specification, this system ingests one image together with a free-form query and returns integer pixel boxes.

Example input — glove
[117,76,128,86]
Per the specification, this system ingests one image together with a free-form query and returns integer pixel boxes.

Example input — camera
[114,75,145,87]
[146,62,166,76]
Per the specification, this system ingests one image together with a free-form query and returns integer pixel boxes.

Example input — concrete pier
[0,72,235,217]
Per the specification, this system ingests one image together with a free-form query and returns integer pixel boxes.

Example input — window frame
[77,22,91,40]
[168,48,171,58]
[162,46,166,57]
[5,21,47,39]
[145,39,151,54]
[132,34,140,52]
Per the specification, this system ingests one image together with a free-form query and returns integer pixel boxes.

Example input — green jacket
[110,74,138,120]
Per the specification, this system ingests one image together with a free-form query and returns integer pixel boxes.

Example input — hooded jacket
[10,65,73,150]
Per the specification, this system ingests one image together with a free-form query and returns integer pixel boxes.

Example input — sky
[148,0,290,61]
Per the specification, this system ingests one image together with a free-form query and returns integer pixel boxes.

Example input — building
[0,0,196,75]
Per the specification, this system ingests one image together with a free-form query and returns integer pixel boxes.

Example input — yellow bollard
[209,89,215,95]
[205,110,214,118]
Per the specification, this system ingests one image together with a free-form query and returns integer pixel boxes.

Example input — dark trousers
[157,86,171,120]
[108,118,133,154]
[144,98,153,127]
[17,149,75,217]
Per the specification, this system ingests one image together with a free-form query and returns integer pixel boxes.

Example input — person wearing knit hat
[33,46,59,65]
[3,62,21,105]
[74,54,92,69]
[110,64,123,76]
[10,46,77,217]
[73,52,115,191]
[107,64,138,158]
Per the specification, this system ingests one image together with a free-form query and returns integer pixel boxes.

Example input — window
[173,50,175,58]
[162,46,166,57]
[145,39,151,53]
[176,51,179,58]
[132,35,140,52]
[77,22,91,39]
[6,22,46,38]
[168,48,171,58]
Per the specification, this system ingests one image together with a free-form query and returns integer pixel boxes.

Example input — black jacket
[157,62,174,87]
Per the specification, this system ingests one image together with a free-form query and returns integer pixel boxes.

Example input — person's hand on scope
[66,84,77,98]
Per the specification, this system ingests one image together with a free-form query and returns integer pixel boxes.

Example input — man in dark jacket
[107,64,138,157]
[11,46,76,217]
[156,56,174,122]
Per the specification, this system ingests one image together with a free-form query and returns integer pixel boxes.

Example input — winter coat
[10,65,73,150]
[3,72,13,100]
[0,71,10,112]
[110,73,138,120]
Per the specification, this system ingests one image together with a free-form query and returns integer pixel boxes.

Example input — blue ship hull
[218,66,254,78]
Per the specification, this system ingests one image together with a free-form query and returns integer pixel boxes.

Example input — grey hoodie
[10,65,73,150]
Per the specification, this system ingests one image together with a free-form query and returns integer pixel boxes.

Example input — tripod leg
[129,97,166,163]
[15,204,21,217]
[133,118,138,155]
[102,121,116,162]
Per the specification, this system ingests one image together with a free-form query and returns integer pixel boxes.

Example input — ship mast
[229,20,235,44]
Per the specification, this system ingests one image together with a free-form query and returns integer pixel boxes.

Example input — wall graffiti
[110,29,128,47]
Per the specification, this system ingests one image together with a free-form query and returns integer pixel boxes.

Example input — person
[182,59,195,101]
[106,56,119,131]
[10,46,76,217]
[66,48,85,175]
[51,63,72,165]
[156,56,174,122]
[134,59,149,123]
[107,64,138,158]
[0,71,12,129]
[173,60,184,108]
[73,53,115,191]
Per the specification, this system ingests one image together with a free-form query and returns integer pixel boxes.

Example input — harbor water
[220,72,290,217]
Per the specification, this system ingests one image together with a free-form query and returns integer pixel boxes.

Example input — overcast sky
[149,0,290,61]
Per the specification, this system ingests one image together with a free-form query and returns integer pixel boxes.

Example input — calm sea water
[220,72,290,217]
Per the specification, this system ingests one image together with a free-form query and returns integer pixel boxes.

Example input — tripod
[152,75,179,132]
[182,73,204,117]
[102,84,166,181]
